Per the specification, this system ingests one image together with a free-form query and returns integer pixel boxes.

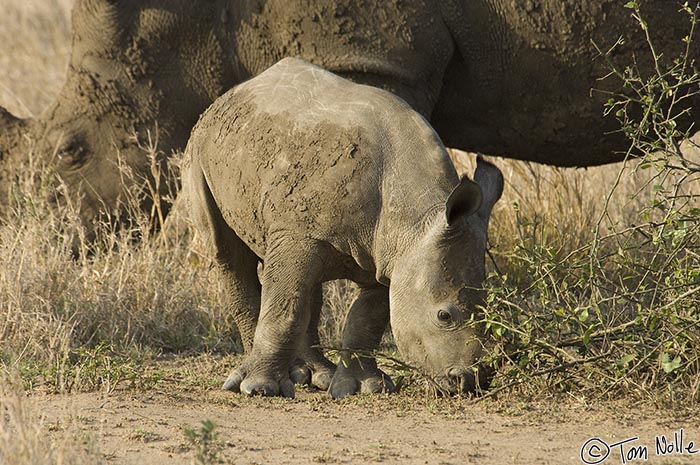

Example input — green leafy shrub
[480,2,700,406]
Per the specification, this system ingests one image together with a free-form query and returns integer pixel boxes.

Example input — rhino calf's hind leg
[290,284,336,390]
[184,162,261,355]
[328,285,395,399]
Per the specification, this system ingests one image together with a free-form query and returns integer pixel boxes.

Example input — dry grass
[453,151,644,255]
[0,147,245,370]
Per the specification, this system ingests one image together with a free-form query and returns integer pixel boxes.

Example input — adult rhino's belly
[202,101,380,260]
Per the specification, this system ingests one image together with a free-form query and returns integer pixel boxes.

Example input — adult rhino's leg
[233,234,324,398]
[290,284,336,390]
[328,284,395,399]
[183,159,260,354]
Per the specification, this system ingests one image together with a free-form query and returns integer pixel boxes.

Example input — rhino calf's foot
[221,235,325,399]
[222,358,295,398]
[241,375,295,398]
[328,355,396,399]
[289,351,335,391]
[328,285,394,399]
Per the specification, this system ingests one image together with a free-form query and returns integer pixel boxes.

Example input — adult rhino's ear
[473,156,504,229]
[445,176,482,226]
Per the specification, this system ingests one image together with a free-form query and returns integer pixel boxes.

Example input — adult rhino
[1,0,698,236]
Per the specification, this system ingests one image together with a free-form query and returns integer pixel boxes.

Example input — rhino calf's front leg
[329,284,395,399]
[224,235,323,398]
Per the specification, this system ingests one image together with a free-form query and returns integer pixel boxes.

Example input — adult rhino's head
[0,0,235,237]
[390,157,503,394]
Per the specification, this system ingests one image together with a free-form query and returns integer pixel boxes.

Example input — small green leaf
[579,308,589,323]
[492,325,505,338]
[661,353,682,374]
[518,353,530,367]
[582,326,593,345]
[618,353,636,369]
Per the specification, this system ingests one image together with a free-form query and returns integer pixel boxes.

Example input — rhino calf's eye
[437,310,452,322]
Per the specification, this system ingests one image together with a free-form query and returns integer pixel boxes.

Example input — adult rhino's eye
[56,136,87,167]
[437,310,452,322]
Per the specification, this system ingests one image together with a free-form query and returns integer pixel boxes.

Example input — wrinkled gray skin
[1,0,699,237]
[183,58,504,398]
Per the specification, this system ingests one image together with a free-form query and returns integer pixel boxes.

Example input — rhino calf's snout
[440,366,493,395]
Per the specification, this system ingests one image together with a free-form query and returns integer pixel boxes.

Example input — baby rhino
[183,58,503,399]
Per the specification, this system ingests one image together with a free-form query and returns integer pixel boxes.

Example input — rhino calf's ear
[445,176,482,225]
[474,156,504,226]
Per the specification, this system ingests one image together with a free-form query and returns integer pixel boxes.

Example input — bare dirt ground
[25,356,700,465]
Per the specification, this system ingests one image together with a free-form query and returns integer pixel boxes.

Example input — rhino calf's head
[390,157,503,394]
